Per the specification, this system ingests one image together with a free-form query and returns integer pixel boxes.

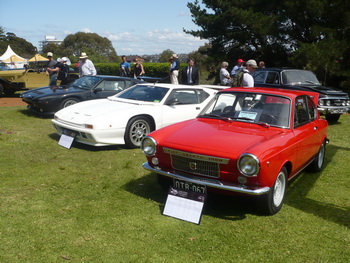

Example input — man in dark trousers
[181,58,199,85]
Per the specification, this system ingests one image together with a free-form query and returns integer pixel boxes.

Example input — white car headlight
[238,153,260,177]
[141,136,157,156]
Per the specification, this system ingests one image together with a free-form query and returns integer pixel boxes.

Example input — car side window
[95,80,125,91]
[265,72,279,84]
[307,96,317,121]
[294,96,310,127]
[166,89,198,105]
[252,71,267,83]
[196,89,210,103]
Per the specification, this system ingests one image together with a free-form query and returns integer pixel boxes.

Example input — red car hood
[158,118,287,158]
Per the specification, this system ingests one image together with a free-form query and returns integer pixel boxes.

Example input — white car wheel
[258,166,287,215]
[307,141,326,173]
[125,117,151,148]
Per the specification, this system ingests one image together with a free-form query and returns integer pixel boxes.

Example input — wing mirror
[166,98,180,105]
[93,88,103,93]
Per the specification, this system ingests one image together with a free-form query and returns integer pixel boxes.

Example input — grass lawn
[0,107,349,263]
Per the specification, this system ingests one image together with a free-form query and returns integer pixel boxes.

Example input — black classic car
[252,68,350,122]
[20,75,144,115]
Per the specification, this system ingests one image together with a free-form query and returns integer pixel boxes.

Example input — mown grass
[0,107,349,262]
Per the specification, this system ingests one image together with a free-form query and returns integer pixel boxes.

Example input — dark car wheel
[325,114,340,122]
[0,83,3,97]
[258,167,287,215]
[60,98,79,109]
[307,141,326,173]
[124,116,152,148]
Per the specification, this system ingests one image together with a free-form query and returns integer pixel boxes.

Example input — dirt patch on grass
[0,95,26,107]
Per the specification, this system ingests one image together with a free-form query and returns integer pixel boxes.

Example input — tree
[159,49,175,62]
[60,32,119,63]
[0,27,36,58]
[185,0,350,90]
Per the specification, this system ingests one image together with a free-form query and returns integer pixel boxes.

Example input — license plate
[330,109,345,114]
[173,178,206,194]
[62,129,77,137]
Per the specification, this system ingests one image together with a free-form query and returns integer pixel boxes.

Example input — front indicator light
[238,153,260,177]
[85,124,93,129]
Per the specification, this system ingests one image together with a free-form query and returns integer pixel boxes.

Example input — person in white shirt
[78,52,97,77]
[219,61,232,86]
[243,59,258,87]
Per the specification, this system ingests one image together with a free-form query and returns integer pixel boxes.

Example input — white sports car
[52,83,217,148]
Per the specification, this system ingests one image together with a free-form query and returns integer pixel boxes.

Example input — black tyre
[124,116,152,148]
[60,98,79,109]
[257,167,288,215]
[0,83,3,97]
[307,141,326,173]
[325,114,340,123]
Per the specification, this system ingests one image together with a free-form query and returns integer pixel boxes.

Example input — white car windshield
[117,85,169,102]
[200,92,291,128]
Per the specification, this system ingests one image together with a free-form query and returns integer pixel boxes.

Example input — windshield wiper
[199,114,233,122]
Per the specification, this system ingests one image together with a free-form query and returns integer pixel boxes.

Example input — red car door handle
[314,126,318,130]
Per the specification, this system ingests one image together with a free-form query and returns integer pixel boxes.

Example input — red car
[141,87,328,215]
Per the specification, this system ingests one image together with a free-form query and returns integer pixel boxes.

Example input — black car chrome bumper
[142,162,270,196]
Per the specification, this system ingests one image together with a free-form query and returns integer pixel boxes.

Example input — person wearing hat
[169,54,180,84]
[230,58,245,77]
[56,57,71,85]
[46,52,59,86]
[78,52,96,77]
[243,59,258,87]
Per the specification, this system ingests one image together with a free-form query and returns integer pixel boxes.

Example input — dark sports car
[20,75,144,115]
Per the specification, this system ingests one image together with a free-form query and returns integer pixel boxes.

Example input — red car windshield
[200,92,291,128]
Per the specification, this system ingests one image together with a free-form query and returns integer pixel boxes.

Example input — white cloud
[80,28,93,33]
[105,29,206,55]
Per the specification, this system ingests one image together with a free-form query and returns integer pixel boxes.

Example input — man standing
[169,54,180,84]
[79,52,97,77]
[230,58,245,77]
[46,52,59,86]
[243,59,258,87]
[120,55,131,77]
[181,58,199,85]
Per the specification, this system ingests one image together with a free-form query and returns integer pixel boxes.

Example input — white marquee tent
[0,45,27,68]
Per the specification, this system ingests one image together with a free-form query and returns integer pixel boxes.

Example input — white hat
[172,54,178,59]
[61,57,68,62]
[79,52,88,59]
[47,52,53,57]
[246,59,258,69]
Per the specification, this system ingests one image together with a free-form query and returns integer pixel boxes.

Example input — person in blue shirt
[120,55,131,77]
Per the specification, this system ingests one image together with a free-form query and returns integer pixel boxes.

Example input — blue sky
[0,0,208,55]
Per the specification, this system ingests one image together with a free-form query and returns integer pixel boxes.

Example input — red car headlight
[238,153,260,177]
[141,136,157,156]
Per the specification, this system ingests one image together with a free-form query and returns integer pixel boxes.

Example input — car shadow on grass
[18,109,53,119]
[285,144,350,228]
[123,173,259,221]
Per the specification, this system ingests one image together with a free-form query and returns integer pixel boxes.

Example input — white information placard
[58,133,75,149]
[163,187,206,224]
